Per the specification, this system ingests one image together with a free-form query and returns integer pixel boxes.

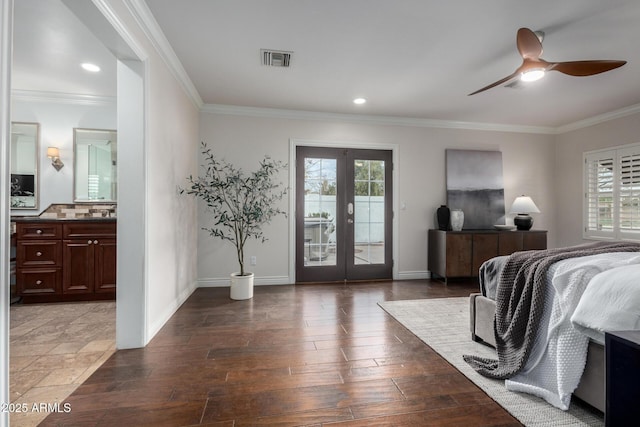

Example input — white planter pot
[230,272,254,300]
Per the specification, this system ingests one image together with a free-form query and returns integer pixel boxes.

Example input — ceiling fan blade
[550,60,627,76]
[468,72,518,96]
[517,28,542,59]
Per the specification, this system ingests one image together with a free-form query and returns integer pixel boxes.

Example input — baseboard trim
[199,273,432,286]
[198,275,291,287]
[397,271,431,280]
[147,279,199,340]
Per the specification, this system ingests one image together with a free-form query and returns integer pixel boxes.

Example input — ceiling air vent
[261,49,292,67]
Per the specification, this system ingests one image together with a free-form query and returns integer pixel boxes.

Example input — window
[584,143,640,241]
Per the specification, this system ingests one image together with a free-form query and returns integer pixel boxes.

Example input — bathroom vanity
[14,217,116,303]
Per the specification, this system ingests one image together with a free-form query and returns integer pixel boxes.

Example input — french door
[296,146,393,283]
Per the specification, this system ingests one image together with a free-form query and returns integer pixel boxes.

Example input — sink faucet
[101,205,117,217]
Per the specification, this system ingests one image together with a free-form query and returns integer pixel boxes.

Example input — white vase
[450,209,464,231]
[230,272,254,300]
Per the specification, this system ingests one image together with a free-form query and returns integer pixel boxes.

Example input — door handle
[347,218,354,224]
[348,202,354,215]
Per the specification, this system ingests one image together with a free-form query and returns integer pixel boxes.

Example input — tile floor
[9,301,116,427]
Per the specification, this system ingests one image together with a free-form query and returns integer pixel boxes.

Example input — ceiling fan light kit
[520,68,545,82]
[468,27,627,95]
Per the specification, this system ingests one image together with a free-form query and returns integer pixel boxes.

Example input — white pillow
[571,264,640,345]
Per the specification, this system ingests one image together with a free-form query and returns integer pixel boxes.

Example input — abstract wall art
[446,149,505,229]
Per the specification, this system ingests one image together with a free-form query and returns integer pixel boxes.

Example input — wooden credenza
[428,229,547,282]
[15,219,116,303]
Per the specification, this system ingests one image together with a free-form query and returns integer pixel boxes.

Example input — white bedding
[504,252,640,410]
[571,263,640,345]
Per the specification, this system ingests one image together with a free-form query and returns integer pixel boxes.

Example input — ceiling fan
[468,27,627,96]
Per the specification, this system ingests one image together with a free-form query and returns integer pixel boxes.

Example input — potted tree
[181,142,287,300]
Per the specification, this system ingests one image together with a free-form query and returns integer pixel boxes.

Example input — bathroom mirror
[74,128,117,202]
[10,122,39,210]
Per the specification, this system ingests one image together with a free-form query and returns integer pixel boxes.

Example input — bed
[465,241,640,412]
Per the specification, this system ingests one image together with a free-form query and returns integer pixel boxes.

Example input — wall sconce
[47,147,64,171]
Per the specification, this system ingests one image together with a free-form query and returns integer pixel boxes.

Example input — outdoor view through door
[296,146,393,282]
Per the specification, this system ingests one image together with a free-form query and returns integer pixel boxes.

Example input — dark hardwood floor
[42,280,521,426]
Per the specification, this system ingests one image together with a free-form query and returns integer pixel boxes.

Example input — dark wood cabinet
[15,220,116,303]
[605,330,640,426]
[443,232,472,277]
[15,222,63,297]
[428,229,547,282]
[94,239,117,293]
[63,238,116,294]
[472,233,499,274]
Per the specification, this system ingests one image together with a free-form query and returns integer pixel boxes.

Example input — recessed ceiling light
[81,63,101,72]
[353,98,367,105]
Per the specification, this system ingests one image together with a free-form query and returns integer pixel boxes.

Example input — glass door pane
[304,157,337,266]
[353,159,386,265]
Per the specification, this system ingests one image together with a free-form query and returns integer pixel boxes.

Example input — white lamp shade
[509,196,540,214]
[47,147,60,158]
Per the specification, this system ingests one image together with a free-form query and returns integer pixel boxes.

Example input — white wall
[10,98,116,214]
[554,112,640,247]
[198,112,557,283]
[94,0,201,344]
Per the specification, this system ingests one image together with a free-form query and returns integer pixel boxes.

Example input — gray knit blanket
[463,241,640,379]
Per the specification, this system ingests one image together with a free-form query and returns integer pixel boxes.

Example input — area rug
[378,297,604,427]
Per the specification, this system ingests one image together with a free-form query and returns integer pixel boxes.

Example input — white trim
[0,0,12,424]
[580,141,640,155]
[203,104,557,135]
[556,103,640,134]
[89,0,148,61]
[203,101,640,136]
[288,138,400,283]
[198,276,291,287]
[115,58,148,349]
[123,0,203,109]
[11,89,116,106]
[147,280,198,339]
[398,271,431,280]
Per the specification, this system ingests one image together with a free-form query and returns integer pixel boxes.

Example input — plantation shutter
[584,151,616,239]
[584,143,640,241]
[618,146,640,239]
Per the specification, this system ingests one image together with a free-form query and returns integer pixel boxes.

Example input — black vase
[437,205,450,231]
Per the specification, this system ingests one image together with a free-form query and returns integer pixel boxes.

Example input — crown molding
[88,0,148,61]
[201,104,557,135]
[124,0,203,109]
[554,103,640,134]
[11,89,116,106]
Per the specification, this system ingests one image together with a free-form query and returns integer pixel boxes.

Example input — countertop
[11,216,117,222]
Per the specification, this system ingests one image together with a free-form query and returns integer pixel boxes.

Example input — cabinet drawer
[17,223,62,239]
[63,222,116,239]
[17,241,62,267]
[16,268,61,295]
